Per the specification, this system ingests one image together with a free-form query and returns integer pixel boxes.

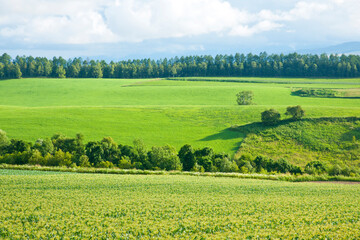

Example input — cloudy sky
[0,0,359,60]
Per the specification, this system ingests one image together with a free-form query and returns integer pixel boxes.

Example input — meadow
[1,169,359,239]
[0,77,359,155]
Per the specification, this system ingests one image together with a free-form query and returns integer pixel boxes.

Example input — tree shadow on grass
[200,116,360,143]
[200,128,245,141]
[199,129,246,152]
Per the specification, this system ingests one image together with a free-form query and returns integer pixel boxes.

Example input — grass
[2,164,360,182]
[0,77,359,155]
[234,117,360,168]
[1,169,360,239]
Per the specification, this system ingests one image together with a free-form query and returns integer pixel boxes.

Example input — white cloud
[104,0,249,41]
[0,0,359,45]
[0,0,116,44]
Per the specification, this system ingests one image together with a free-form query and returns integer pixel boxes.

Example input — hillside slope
[234,117,360,168]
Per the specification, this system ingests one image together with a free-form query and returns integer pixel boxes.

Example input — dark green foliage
[0,151,31,165]
[100,137,120,165]
[0,130,357,176]
[195,147,216,172]
[1,52,360,79]
[33,138,54,156]
[6,139,31,154]
[292,88,337,98]
[285,105,305,120]
[85,142,104,166]
[252,156,301,174]
[329,164,342,176]
[195,147,214,159]
[197,156,213,172]
[178,144,196,171]
[261,109,281,125]
[305,161,326,175]
[236,91,254,105]
[119,145,137,161]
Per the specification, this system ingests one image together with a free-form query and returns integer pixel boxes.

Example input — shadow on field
[201,117,360,143]
[199,129,244,151]
[200,128,244,141]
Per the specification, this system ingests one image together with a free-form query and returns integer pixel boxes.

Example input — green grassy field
[0,77,359,155]
[235,118,360,169]
[1,169,359,239]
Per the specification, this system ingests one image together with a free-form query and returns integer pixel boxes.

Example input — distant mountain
[299,42,360,55]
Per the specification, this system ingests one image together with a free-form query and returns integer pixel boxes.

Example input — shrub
[285,105,305,120]
[47,150,73,167]
[261,109,281,125]
[96,161,114,168]
[329,164,342,176]
[190,163,205,172]
[236,91,254,105]
[304,161,326,175]
[292,88,337,98]
[118,156,134,169]
[28,150,45,165]
[78,155,91,167]
[217,158,238,172]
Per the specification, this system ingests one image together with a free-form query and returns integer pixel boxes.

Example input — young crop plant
[1,170,360,239]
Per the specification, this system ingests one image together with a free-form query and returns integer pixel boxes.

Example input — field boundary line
[1,164,360,183]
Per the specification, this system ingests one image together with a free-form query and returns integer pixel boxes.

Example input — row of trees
[0,130,357,176]
[1,52,360,79]
[0,130,237,172]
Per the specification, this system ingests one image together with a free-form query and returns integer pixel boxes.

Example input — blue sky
[0,0,359,60]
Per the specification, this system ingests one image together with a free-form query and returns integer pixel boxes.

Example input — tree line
[0,130,357,176]
[1,52,360,80]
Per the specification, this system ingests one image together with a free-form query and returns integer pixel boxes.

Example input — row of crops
[1,169,360,238]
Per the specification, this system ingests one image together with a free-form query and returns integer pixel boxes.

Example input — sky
[0,0,359,60]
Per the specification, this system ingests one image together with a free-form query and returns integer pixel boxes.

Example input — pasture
[0,77,359,154]
[0,169,359,239]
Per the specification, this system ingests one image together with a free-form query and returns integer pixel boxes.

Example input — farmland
[0,77,359,156]
[1,169,360,239]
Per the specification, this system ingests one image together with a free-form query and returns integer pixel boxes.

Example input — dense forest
[0,52,360,79]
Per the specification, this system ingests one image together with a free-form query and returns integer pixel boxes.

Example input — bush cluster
[1,130,357,176]
[261,105,305,125]
[292,88,338,98]
[235,154,359,177]
[0,131,237,173]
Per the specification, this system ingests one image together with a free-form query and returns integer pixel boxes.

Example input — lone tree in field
[285,105,305,120]
[236,91,254,105]
[261,109,281,125]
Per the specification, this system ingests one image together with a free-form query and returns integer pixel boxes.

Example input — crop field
[0,77,359,155]
[0,169,360,239]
